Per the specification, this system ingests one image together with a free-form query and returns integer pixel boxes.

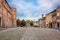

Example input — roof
[5,0,11,9]
[46,9,56,15]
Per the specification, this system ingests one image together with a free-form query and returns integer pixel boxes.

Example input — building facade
[45,6,60,28]
[46,12,53,28]
[56,6,60,28]
[41,14,46,28]
[0,0,17,28]
[38,19,42,27]
[33,22,40,27]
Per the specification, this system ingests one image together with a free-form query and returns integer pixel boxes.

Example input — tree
[20,20,26,27]
[16,19,26,27]
[16,19,20,27]
[30,22,33,26]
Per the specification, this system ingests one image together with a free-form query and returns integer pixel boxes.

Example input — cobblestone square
[0,27,60,40]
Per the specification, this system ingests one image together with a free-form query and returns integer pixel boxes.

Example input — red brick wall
[0,0,17,28]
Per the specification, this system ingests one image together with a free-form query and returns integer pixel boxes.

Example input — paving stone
[0,27,60,40]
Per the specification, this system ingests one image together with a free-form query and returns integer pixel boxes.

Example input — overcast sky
[7,0,60,21]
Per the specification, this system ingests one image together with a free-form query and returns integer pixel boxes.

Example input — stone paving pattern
[0,27,60,40]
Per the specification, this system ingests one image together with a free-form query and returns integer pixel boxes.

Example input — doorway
[49,23,52,28]
[57,22,59,28]
[0,17,1,27]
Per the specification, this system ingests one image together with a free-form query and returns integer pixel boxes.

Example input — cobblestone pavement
[21,27,60,40]
[0,27,28,40]
[0,27,60,40]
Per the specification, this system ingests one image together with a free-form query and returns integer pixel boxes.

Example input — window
[57,16,60,20]
[52,13,56,17]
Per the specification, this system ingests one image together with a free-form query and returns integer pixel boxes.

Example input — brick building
[46,12,53,28]
[45,6,60,28]
[55,6,60,28]
[0,0,17,28]
[38,18,42,27]
[41,14,46,28]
